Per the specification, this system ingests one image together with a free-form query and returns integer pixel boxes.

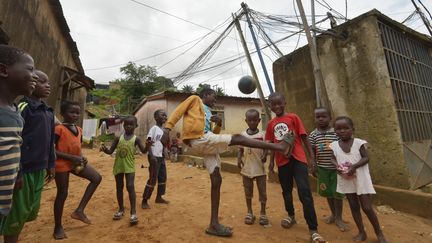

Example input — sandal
[311,232,326,243]
[244,213,256,225]
[259,214,269,226]
[130,214,138,225]
[282,131,295,157]
[281,216,296,229]
[113,211,124,220]
[205,224,233,237]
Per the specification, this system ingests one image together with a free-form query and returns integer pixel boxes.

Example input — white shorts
[185,132,232,174]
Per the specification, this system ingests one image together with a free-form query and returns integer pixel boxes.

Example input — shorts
[186,132,232,174]
[1,170,45,235]
[242,175,267,203]
[317,167,344,199]
[55,159,73,173]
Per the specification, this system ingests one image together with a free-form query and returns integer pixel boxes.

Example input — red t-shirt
[265,113,308,167]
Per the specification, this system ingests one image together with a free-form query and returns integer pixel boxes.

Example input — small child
[142,109,169,209]
[101,116,147,225]
[309,107,347,231]
[237,109,269,226]
[331,116,388,243]
[53,101,102,240]
[0,45,37,240]
[163,88,293,237]
[1,70,56,242]
[265,92,325,243]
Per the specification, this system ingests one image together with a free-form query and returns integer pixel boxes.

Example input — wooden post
[295,0,330,108]
[233,13,272,121]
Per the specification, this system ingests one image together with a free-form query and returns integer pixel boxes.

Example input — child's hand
[45,168,56,182]
[309,163,317,177]
[261,154,267,163]
[268,160,275,173]
[82,156,88,166]
[346,164,356,176]
[14,176,23,191]
[210,115,222,126]
[237,158,244,169]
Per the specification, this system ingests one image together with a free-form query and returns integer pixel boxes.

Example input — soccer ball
[238,75,257,94]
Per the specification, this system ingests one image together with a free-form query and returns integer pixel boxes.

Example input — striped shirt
[309,128,338,169]
[0,105,24,216]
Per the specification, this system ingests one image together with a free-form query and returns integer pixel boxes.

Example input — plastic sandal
[244,213,256,225]
[311,232,326,243]
[130,214,139,225]
[281,216,296,228]
[259,215,269,225]
[113,211,124,220]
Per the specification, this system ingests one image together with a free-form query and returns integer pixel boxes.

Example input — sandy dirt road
[19,148,432,243]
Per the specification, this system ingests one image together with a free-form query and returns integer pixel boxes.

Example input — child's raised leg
[53,172,70,239]
[358,195,388,243]
[346,194,367,242]
[71,164,102,224]
[114,173,125,219]
[125,173,136,215]
[229,134,292,155]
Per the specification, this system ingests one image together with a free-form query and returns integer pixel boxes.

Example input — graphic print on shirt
[273,122,291,141]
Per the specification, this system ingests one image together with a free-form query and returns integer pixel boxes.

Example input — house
[0,0,94,123]
[133,91,265,154]
[273,9,432,190]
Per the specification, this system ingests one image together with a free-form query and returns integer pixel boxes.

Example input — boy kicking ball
[162,88,293,237]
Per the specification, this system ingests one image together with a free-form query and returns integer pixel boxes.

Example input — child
[53,101,102,240]
[265,92,325,243]
[163,88,293,237]
[1,70,56,242]
[101,116,147,225]
[0,44,37,238]
[237,109,269,226]
[331,116,388,243]
[309,107,347,231]
[142,110,169,209]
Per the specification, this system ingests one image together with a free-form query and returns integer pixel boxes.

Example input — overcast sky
[60,0,429,97]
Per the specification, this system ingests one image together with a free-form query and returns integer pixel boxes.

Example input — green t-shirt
[113,135,136,175]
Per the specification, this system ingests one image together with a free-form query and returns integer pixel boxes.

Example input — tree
[113,62,174,113]
[181,85,194,93]
[215,87,226,96]
[195,83,211,95]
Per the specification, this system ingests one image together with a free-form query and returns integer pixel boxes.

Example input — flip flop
[130,214,139,225]
[259,215,269,226]
[205,224,233,237]
[311,232,327,243]
[244,213,255,225]
[281,216,296,229]
[113,211,124,220]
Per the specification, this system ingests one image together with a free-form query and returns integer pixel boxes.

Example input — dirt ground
[19,148,432,243]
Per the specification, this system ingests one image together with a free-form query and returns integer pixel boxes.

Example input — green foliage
[195,83,225,96]
[181,84,194,93]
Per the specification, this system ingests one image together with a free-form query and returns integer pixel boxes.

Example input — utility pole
[411,0,432,36]
[311,0,316,46]
[241,2,274,94]
[295,0,329,108]
[232,13,271,121]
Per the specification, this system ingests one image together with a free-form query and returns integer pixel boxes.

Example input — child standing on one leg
[142,110,169,209]
[53,101,102,240]
[163,88,293,237]
[266,92,326,243]
[237,109,269,226]
[101,116,147,225]
[1,70,56,243]
[331,116,388,243]
[309,107,348,232]
[0,45,37,243]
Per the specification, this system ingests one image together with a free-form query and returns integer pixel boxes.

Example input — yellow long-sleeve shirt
[165,95,221,140]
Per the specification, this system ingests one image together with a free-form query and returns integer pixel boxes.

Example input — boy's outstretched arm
[135,137,147,154]
[100,137,120,155]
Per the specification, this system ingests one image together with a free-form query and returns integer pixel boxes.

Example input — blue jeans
[278,157,318,230]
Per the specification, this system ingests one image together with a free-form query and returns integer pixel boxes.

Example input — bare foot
[141,200,150,209]
[53,226,67,240]
[377,233,388,243]
[324,215,335,224]
[155,197,169,204]
[71,211,91,224]
[353,232,367,242]
[335,219,349,232]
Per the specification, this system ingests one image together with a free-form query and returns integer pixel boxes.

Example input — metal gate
[378,21,432,189]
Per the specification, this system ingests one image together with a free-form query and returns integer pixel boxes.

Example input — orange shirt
[55,124,82,172]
